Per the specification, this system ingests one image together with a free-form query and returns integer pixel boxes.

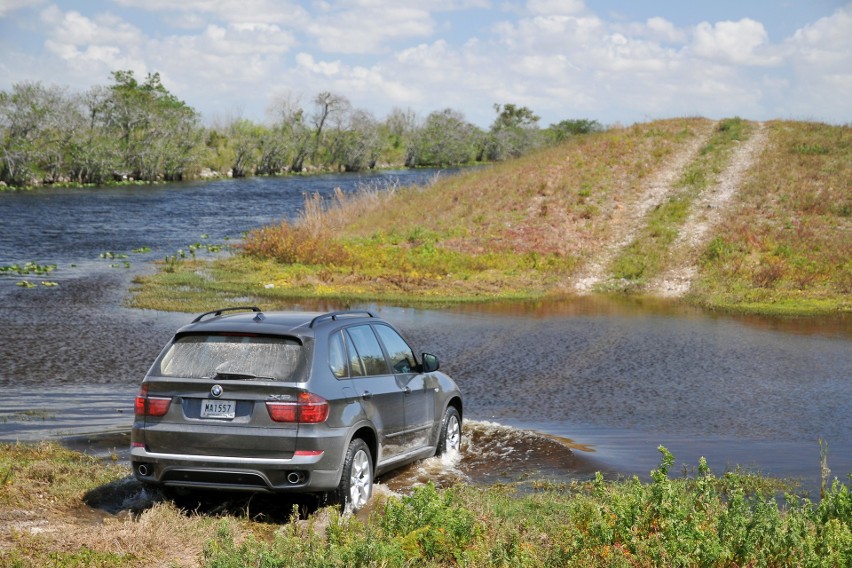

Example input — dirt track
[573,121,767,296]
[649,122,768,297]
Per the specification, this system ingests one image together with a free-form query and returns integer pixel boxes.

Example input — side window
[346,325,390,376]
[328,330,348,378]
[375,325,417,374]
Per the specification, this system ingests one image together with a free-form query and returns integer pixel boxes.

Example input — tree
[226,119,264,177]
[67,86,119,184]
[408,109,481,167]
[485,103,542,161]
[327,109,381,172]
[267,93,312,172]
[102,70,201,180]
[383,107,417,166]
[545,118,604,143]
[0,82,80,185]
[311,91,351,163]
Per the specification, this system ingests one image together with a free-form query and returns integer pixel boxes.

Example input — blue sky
[1,1,849,128]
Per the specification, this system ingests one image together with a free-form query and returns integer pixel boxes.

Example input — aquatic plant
[1,261,57,275]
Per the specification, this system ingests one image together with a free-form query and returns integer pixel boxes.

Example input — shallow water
[1,173,850,497]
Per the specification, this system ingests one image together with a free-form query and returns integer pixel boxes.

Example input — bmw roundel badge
[211,384,223,398]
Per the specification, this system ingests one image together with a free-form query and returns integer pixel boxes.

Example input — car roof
[174,308,380,337]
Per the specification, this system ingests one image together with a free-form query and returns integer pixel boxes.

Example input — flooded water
[1,172,850,500]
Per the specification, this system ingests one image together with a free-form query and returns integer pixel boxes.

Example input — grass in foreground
[1,442,849,567]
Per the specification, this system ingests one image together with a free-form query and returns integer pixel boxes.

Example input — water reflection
[442,295,852,338]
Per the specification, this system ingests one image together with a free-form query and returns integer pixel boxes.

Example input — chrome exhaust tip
[287,471,304,484]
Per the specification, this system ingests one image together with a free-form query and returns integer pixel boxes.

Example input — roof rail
[309,310,376,328]
[191,306,262,323]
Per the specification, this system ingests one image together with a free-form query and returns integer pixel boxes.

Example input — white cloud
[596,33,673,73]
[526,0,585,17]
[0,0,45,18]
[196,22,295,55]
[788,4,852,67]
[111,0,309,25]
[782,5,852,120]
[644,17,686,44]
[295,52,342,77]
[40,6,145,49]
[305,4,435,54]
[36,6,147,79]
[691,18,781,66]
[1,0,850,127]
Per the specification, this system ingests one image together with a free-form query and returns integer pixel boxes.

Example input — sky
[1,1,850,128]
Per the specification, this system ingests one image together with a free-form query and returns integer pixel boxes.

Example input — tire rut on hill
[572,121,717,294]
[648,122,768,297]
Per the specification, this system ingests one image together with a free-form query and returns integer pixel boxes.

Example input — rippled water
[1,173,850,497]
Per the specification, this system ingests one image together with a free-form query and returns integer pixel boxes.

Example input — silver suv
[130,307,462,512]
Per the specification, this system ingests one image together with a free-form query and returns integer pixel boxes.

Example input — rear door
[343,324,407,462]
[374,324,436,452]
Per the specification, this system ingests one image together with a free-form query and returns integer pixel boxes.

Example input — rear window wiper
[206,372,276,381]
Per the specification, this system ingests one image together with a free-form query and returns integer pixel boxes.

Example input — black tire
[333,438,373,513]
[436,406,462,455]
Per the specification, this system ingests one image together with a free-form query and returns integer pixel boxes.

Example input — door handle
[361,391,373,400]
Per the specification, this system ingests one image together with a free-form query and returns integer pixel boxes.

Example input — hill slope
[135,118,851,315]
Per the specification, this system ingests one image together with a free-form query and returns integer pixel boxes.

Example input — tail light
[266,392,329,423]
[134,384,172,417]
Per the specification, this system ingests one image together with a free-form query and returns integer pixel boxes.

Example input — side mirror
[421,353,440,373]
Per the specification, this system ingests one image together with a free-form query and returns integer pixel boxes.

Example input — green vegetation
[1,442,849,567]
[0,72,200,187]
[0,71,596,189]
[1,409,55,423]
[0,262,57,276]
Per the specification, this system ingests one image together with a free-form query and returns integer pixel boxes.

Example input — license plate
[201,399,235,419]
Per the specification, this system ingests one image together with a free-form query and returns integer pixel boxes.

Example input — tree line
[0,71,603,188]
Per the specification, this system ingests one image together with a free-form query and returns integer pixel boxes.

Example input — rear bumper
[130,446,342,491]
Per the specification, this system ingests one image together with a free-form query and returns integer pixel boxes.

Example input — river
[1,170,849,497]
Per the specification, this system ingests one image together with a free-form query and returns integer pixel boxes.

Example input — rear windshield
[155,334,305,381]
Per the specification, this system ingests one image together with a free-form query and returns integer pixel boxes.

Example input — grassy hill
[132,118,851,316]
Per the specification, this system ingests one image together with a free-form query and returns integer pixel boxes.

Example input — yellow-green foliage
[202,449,851,567]
[343,118,710,258]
